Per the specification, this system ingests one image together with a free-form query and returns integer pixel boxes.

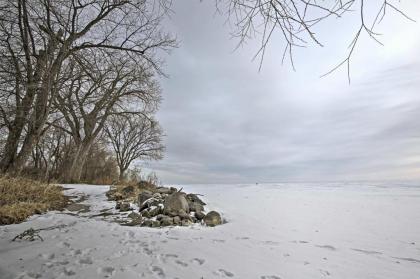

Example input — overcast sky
[142,1,420,184]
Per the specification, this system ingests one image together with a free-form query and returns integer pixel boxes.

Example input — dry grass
[106,180,158,202]
[0,176,67,225]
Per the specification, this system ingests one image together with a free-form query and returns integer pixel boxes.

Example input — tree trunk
[0,52,41,173]
[12,127,41,174]
[0,101,34,172]
[0,127,22,172]
[66,140,93,183]
[118,167,126,182]
[11,90,51,174]
[0,38,59,174]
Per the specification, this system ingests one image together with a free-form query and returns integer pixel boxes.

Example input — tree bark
[0,85,38,172]
[0,30,61,173]
[66,140,93,183]
[118,167,127,182]
[0,127,22,172]
[12,123,43,174]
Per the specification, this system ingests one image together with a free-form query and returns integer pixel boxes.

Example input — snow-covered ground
[1,182,420,279]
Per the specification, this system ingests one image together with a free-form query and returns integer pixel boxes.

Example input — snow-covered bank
[1,182,420,279]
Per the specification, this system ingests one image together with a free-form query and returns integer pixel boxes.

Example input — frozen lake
[1,182,420,278]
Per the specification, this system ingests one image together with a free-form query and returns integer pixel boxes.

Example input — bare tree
[0,0,175,174]
[29,125,66,181]
[54,51,162,182]
[219,0,413,79]
[81,137,119,185]
[105,115,164,181]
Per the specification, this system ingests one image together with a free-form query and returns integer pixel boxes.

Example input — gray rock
[161,217,174,226]
[148,206,161,217]
[139,197,162,212]
[164,192,189,214]
[153,199,164,207]
[156,187,172,194]
[124,214,142,226]
[189,202,204,212]
[186,194,206,205]
[139,203,148,212]
[178,209,192,221]
[155,214,167,221]
[173,216,181,225]
[166,210,178,217]
[141,220,153,227]
[138,191,153,207]
[141,210,150,218]
[195,211,205,220]
[128,212,141,220]
[181,219,193,226]
[203,211,222,227]
[151,220,161,227]
[124,219,142,226]
[132,188,218,228]
[67,203,90,213]
[119,202,131,212]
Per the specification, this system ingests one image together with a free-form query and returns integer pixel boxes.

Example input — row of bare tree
[0,0,172,182]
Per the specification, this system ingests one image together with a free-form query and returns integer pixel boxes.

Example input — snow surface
[1,182,420,279]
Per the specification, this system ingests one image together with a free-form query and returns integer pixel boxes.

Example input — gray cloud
[141,1,420,184]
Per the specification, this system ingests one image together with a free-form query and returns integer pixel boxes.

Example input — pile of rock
[113,186,222,228]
